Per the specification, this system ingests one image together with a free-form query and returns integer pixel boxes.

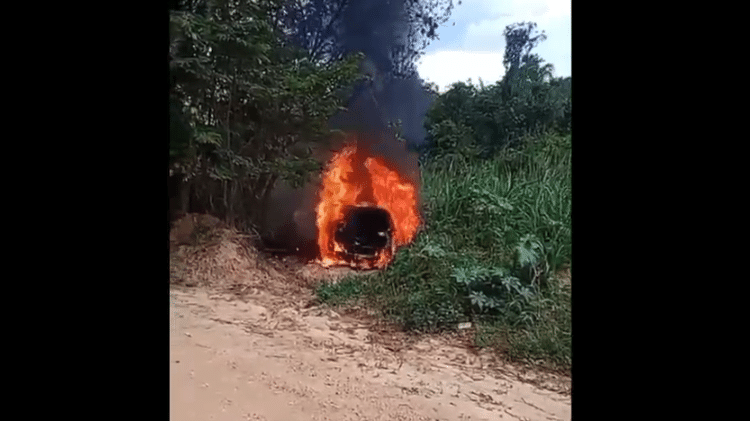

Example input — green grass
[315,131,572,372]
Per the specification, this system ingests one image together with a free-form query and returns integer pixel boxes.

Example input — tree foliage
[169,0,363,227]
[268,0,456,147]
[270,0,455,78]
[423,21,571,161]
[501,22,548,100]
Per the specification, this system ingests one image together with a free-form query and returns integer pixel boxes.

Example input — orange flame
[316,134,420,269]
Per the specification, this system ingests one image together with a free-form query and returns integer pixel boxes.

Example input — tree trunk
[257,174,278,234]
[179,177,191,214]
[223,180,229,221]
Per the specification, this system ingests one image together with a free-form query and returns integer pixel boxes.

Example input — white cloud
[505,0,570,24]
[463,19,507,52]
[450,0,569,25]
[417,50,505,92]
[417,0,571,90]
[448,0,510,24]
[461,0,570,51]
[459,1,571,77]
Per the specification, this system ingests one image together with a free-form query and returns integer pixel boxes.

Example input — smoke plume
[263,0,434,253]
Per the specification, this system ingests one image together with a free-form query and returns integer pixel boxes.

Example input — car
[333,203,393,263]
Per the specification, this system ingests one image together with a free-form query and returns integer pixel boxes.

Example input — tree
[548,76,571,134]
[271,0,455,78]
[501,22,548,100]
[495,22,563,149]
[169,0,363,228]
[422,81,480,160]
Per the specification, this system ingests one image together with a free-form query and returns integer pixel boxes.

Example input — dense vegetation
[168,1,571,372]
[169,0,365,229]
[421,22,571,160]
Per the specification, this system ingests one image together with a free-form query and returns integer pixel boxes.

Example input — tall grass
[316,132,572,371]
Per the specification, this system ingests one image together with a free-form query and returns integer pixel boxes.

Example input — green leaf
[194,127,223,146]
[516,234,545,267]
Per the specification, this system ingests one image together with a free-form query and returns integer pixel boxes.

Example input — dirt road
[169,269,571,421]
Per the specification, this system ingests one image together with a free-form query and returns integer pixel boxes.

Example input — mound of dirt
[170,214,266,288]
[169,213,376,294]
[170,213,223,246]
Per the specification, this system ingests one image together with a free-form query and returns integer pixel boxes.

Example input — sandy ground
[169,256,571,421]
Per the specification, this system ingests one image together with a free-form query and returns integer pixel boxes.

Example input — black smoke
[323,0,439,188]
[276,0,446,146]
[262,0,444,254]
[326,0,436,148]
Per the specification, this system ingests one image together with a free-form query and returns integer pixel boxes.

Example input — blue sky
[416,0,571,92]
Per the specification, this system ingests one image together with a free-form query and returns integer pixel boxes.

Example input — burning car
[316,137,420,269]
[333,203,394,265]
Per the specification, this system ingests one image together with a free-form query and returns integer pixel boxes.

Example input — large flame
[316,134,420,269]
